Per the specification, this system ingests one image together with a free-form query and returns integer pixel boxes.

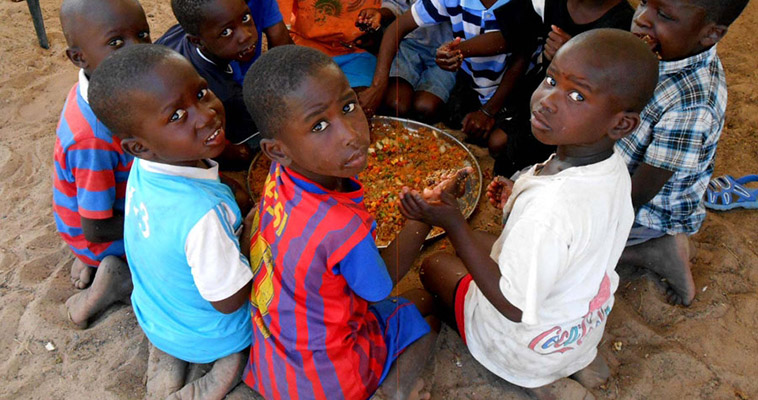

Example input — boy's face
[262,65,370,190]
[190,0,258,63]
[125,55,227,167]
[529,45,624,150]
[66,0,151,76]
[631,0,721,61]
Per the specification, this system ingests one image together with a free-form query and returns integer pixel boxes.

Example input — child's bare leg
[166,350,247,400]
[65,256,132,328]
[487,128,508,157]
[146,344,188,398]
[619,234,695,306]
[570,354,610,389]
[529,378,595,400]
[70,258,95,289]
[376,327,437,400]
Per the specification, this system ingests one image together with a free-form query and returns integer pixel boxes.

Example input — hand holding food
[435,37,463,72]
[486,176,514,210]
[356,8,383,32]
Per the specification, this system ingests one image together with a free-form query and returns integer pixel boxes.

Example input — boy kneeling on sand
[401,30,659,399]
[89,44,254,399]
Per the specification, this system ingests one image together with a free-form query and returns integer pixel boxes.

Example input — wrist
[479,107,495,118]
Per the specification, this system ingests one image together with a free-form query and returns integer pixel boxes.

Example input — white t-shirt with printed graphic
[462,151,633,388]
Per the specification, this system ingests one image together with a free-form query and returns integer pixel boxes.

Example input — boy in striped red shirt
[242,45,468,400]
[53,0,150,328]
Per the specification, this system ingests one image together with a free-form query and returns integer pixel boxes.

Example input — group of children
[51,0,749,399]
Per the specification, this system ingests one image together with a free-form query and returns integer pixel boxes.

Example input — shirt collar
[139,158,220,180]
[78,69,90,103]
[659,45,717,75]
[461,0,510,11]
[195,48,234,75]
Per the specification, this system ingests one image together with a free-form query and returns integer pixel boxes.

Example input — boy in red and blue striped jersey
[242,45,467,400]
[53,0,150,328]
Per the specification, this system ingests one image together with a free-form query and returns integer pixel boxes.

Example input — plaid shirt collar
[659,45,718,76]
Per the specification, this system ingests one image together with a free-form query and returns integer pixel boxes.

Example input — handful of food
[634,33,662,60]
[247,118,482,247]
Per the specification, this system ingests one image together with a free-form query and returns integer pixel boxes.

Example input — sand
[0,0,756,399]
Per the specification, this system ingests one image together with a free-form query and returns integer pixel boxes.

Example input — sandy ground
[0,0,756,399]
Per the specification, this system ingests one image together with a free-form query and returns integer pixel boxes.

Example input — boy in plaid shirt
[615,0,750,306]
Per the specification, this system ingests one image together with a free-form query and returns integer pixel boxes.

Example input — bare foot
[570,354,610,389]
[166,350,247,400]
[146,344,188,398]
[619,234,696,306]
[65,256,132,328]
[529,378,595,400]
[70,259,95,289]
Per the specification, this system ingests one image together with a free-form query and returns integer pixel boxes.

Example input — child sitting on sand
[89,45,254,399]
[401,30,659,399]
[241,45,459,400]
[54,0,151,328]
[616,0,750,306]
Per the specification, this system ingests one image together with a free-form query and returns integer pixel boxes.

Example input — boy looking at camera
[54,0,151,329]
[403,30,658,399]
[89,45,254,399]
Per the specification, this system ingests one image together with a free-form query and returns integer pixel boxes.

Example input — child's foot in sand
[70,259,95,289]
[570,355,610,389]
[620,234,696,306]
[529,378,595,400]
[65,256,132,328]
[147,345,247,400]
[407,378,431,400]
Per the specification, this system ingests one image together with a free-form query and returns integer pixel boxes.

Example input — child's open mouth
[634,33,662,59]
[204,128,224,145]
[238,44,257,60]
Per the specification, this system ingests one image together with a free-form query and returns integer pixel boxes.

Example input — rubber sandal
[704,174,758,211]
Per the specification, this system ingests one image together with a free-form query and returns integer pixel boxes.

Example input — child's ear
[700,23,727,48]
[186,34,205,50]
[260,138,292,167]
[608,111,640,141]
[121,137,155,160]
[65,47,88,70]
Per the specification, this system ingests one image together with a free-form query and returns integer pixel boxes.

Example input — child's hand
[462,109,495,139]
[400,187,464,229]
[422,167,473,202]
[486,176,514,210]
[435,37,463,72]
[356,8,382,32]
[544,25,572,61]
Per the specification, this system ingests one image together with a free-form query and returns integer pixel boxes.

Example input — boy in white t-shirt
[399,29,658,399]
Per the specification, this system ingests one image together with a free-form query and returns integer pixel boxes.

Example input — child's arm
[358,10,419,114]
[435,32,507,71]
[264,21,294,47]
[543,25,571,62]
[400,190,522,321]
[81,213,124,243]
[630,162,674,211]
[380,220,432,284]
[356,8,396,32]
[462,52,530,138]
[211,281,253,314]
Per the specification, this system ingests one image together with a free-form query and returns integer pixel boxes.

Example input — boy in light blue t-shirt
[89,44,254,399]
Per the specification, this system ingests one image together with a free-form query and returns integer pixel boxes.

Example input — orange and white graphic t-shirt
[277,0,381,56]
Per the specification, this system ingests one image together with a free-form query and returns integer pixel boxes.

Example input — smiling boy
[54,0,151,329]
[89,45,254,399]
[615,0,750,306]
[158,0,291,151]
[402,30,659,399]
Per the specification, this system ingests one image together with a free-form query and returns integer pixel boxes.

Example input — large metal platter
[247,115,483,248]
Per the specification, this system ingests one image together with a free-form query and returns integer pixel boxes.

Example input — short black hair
[561,29,659,113]
[243,45,338,139]
[89,44,181,138]
[692,0,749,26]
[60,0,144,45]
[170,0,215,36]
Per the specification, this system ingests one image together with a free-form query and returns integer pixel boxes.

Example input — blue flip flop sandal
[705,174,758,211]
